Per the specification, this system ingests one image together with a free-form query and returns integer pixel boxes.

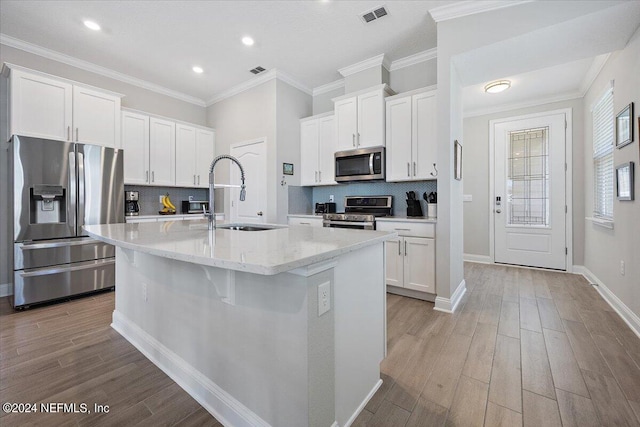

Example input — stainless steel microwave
[335,146,385,182]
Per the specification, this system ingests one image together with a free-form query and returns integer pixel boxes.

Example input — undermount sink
[216,224,279,231]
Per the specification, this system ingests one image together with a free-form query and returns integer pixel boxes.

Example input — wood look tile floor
[1,263,639,426]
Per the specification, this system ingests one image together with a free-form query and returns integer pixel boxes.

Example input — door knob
[496,209,502,213]
[257,211,263,216]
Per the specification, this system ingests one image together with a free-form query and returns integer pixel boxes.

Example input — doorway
[490,110,572,270]
[230,138,267,224]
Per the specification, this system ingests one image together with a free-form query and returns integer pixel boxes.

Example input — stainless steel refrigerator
[9,135,124,308]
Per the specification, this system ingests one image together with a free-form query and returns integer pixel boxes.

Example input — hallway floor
[354,263,640,426]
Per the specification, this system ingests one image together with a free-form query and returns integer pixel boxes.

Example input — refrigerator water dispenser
[30,185,66,224]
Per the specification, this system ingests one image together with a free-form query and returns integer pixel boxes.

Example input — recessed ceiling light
[192,66,204,74]
[83,20,101,31]
[242,36,255,46]
[484,80,511,94]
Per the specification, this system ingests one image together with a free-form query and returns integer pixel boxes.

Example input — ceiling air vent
[250,66,266,75]
[360,5,388,24]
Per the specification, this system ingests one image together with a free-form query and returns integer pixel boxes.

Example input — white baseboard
[386,286,436,302]
[111,310,271,427]
[574,266,640,339]
[434,279,466,313]
[463,254,492,264]
[0,283,13,298]
[343,379,383,427]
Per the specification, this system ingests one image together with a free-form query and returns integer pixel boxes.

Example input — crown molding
[429,1,533,23]
[0,33,207,107]
[389,48,437,71]
[206,68,312,106]
[338,54,390,78]
[312,79,345,96]
[463,91,583,118]
[579,53,611,96]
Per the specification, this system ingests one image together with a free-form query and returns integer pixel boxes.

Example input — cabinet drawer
[376,221,434,238]
[288,217,323,227]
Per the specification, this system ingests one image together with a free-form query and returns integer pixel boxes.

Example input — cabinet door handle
[352,133,356,147]
[152,171,155,182]
[407,162,410,177]
[413,162,417,176]
[315,171,318,182]
[319,171,321,182]
[394,228,411,231]
[198,175,200,185]
[404,240,408,257]
[357,132,360,146]
[300,222,310,225]
[398,241,401,256]
[67,126,71,141]
[146,170,149,183]
[76,128,79,141]
[193,175,196,185]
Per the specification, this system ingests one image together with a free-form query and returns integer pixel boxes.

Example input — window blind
[592,88,614,219]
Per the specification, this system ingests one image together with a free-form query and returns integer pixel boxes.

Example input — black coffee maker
[125,191,140,216]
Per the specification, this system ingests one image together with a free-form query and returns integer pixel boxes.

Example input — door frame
[488,108,573,272]
[229,137,267,224]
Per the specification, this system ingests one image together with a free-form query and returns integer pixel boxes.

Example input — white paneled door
[493,112,567,270]
[230,139,267,224]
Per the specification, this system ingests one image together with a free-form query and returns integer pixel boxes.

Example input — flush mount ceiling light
[484,80,511,94]
[83,20,101,31]
[242,36,255,46]
[192,66,204,74]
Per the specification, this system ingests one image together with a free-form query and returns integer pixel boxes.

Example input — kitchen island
[83,220,395,427]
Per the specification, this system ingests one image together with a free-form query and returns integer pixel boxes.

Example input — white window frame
[592,87,614,221]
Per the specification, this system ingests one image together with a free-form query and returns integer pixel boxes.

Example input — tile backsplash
[289,180,438,215]
[125,185,208,215]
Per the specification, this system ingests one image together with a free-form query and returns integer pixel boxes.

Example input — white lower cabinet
[377,220,435,294]
[288,216,324,227]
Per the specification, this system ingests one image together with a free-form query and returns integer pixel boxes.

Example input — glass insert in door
[507,127,550,227]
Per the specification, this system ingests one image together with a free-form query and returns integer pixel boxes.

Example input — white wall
[583,28,640,319]
[206,81,277,222]
[389,60,437,94]
[343,66,388,93]
[276,80,313,224]
[313,87,344,116]
[463,98,585,265]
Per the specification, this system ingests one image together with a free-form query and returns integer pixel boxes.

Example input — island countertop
[84,219,396,275]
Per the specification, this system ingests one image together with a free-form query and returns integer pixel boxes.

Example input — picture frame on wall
[615,102,634,148]
[615,161,634,201]
[454,140,462,181]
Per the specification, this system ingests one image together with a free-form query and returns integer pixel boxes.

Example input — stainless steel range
[323,196,393,230]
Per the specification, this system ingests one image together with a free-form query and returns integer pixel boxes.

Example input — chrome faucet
[204,155,246,230]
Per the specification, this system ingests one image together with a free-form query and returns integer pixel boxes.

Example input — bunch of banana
[159,193,176,215]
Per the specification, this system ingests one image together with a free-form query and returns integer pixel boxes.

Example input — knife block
[406,200,423,217]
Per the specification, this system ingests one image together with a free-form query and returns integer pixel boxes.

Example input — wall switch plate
[620,260,625,276]
[142,283,148,302]
[329,195,334,202]
[318,281,331,316]
[463,194,473,202]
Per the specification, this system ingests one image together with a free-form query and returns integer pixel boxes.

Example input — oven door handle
[323,220,375,227]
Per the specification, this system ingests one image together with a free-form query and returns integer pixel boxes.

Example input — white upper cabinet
[9,69,72,141]
[175,124,197,187]
[72,86,121,147]
[149,117,176,186]
[333,84,392,151]
[299,113,337,186]
[195,128,215,188]
[385,88,437,182]
[121,108,214,188]
[6,65,122,147]
[121,110,149,185]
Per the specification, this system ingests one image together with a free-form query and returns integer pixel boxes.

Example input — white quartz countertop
[84,219,395,275]
[287,214,323,218]
[127,213,224,220]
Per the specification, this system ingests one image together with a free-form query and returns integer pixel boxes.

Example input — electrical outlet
[620,260,625,276]
[142,283,148,302]
[159,195,164,204]
[189,195,194,202]
[318,281,331,316]
[329,195,334,202]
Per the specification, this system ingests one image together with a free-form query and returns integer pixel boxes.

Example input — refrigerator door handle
[77,151,85,235]
[68,151,77,233]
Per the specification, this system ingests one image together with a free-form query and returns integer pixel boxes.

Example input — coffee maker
[125,191,140,216]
